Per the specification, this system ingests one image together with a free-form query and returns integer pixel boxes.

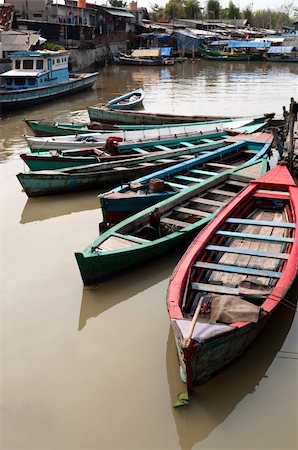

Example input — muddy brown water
[1,60,297,449]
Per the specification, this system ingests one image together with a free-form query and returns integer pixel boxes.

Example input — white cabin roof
[1,70,44,77]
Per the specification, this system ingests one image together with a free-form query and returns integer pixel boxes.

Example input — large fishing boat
[0,50,98,112]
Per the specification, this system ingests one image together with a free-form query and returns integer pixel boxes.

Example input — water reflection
[20,190,100,223]
[166,280,298,449]
[78,248,183,330]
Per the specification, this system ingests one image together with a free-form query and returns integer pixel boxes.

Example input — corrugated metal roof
[267,46,294,53]
[227,40,271,48]
[102,8,135,18]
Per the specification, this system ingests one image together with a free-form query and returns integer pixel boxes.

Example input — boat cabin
[0,50,70,90]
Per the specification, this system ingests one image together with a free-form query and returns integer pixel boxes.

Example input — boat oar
[182,296,204,349]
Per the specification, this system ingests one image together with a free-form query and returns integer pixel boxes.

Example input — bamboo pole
[182,296,204,348]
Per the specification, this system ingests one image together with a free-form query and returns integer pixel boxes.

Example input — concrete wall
[69,41,128,71]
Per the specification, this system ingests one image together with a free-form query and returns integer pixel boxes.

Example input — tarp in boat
[174,29,205,51]
[227,40,271,48]
[267,46,294,53]
[131,49,160,58]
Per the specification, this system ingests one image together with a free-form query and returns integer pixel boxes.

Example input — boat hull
[1,73,98,112]
[107,88,144,110]
[87,105,239,125]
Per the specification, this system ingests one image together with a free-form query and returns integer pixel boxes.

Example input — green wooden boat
[24,113,273,137]
[75,158,268,285]
[17,139,227,197]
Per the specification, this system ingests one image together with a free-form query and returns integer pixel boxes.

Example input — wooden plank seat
[190,169,217,176]
[225,218,296,228]
[191,282,239,295]
[243,149,258,154]
[205,244,290,260]
[174,175,204,183]
[177,155,195,159]
[254,189,290,196]
[154,145,171,151]
[225,180,247,187]
[160,217,190,228]
[114,233,149,244]
[180,142,195,147]
[137,162,157,166]
[193,261,282,278]
[97,235,148,251]
[192,197,223,207]
[205,162,236,169]
[215,230,294,243]
[166,181,187,189]
[174,206,210,217]
[133,147,149,154]
[200,138,215,143]
[208,188,236,197]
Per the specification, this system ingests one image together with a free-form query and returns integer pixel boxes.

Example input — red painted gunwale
[167,164,298,328]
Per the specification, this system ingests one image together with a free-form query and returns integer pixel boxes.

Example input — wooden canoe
[87,104,274,126]
[19,130,231,171]
[167,163,298,390]
[75,159,268,285]
[99,135,272,227]
[107,88,144,110]
[24,116,270,151]
[24,113,273,137]
[17,140,227,197]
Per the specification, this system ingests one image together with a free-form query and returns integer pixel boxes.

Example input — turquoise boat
[24,113,274,137]
[99,135,273,228]
[0,51,98,112]
[19,131,232,171]
[24,116,272,151]
[75,159,268,285]
[16,139,226,197]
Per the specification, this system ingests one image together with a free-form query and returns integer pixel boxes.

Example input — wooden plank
[166,181,187,189]
[160,217,190,228]
[225,180,247,187]
[209,188,235,197]
[174,206,210,217]
[253,191,290,200]
[216,230,294,243]
[192,197,222,207]
[206,162,236,169]
[200,139,215,143]
[243,149,258,154]
[255,189,290,196]
[174,175,204,183]
[98,235,141,251]
[113,233,149,244]
[191,282,239,295]
[190,169,216,176]
[154,145,171,151]
[205,244,290,260]
[177,155,195,159]
[193,261,282,278]
[226,218,295,228]
[180,142,195,147]
[133,147,149,154]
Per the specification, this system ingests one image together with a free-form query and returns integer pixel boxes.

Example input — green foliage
[227,1,240,19]
[164,0,186,19]
[40,42,65,51]
[109,0,127,7]
[148,0,295,28]
[184,0,202,19]
[206,0,221,19]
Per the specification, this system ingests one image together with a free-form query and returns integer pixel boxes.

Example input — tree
[184,0,202,20]
[109,0,127,7]
[164,0,185,20]
[149,3,164,20]
[227,1,240,19]
[206,0,220,19]
[242,6,254,26]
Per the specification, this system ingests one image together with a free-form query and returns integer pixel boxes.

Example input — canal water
[1,61,297,449]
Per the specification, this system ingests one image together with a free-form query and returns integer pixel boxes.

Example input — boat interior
[182,193,294,320]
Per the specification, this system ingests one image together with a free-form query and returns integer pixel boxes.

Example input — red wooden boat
[167,163,298,390]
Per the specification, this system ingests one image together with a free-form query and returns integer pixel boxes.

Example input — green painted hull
[75,158,268,285]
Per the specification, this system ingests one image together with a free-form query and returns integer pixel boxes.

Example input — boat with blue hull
[107,88,144,110]
[99,134,272,227]
[0,50,98,112]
